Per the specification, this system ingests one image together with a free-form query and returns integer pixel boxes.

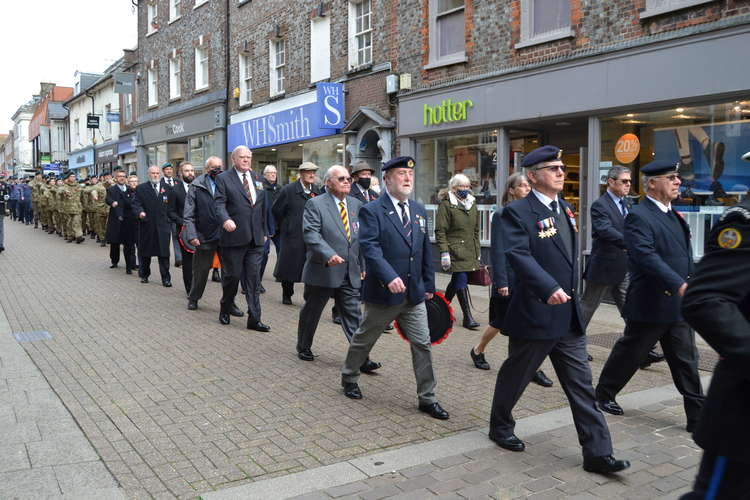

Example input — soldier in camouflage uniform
[61,172,85,243]
[81,177,93,239]
[39,177,51,231]
[90,178,109,246]
[51,179,63,237]
[30,172,43,229]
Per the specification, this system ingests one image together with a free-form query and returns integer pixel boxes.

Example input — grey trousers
[297,276,361,353]
[580,274,629,328]
[342,300,437,404]
[171,223,182,264]
[189,248,216,302]
[0,214,4,248]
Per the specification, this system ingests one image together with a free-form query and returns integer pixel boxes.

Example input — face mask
[371,184,381,194]
[209,168,221,178]
[357,177,371,190]
[457,189,470,199]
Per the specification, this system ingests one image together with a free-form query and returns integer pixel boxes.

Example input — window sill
[147,104,159,110]
[514,28,574,49]
[238,102,253,110]
[237,0,251,6]
[639,0,715,19]
[169,96,181,103]
[146,29,158,37]
[423,53,467,70]
[269,92,286,101]
[194,0,209,10]
[346,63,373,76]
[194,86,210,94]
[168,16,181,25]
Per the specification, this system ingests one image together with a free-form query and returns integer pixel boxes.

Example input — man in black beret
[596,159,705,431]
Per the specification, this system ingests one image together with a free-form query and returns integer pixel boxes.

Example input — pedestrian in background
[0,176,9,252]
[19,179,33,225]
[171,162,196,295]
[435,173,481,330]
[105,169,137,273]
[259,164,282,293]
[160,162,183,267]
[8,180,19,221]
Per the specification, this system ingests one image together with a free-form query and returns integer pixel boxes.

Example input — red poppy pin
[160,188,166,194]
[565,207,579,232]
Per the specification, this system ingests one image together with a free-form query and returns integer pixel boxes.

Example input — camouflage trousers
[93,214,107,241]
[66,214,83,239]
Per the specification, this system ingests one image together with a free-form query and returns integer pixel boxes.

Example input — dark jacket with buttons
[584,192,629,285]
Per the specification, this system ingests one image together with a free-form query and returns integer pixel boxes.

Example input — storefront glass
[250,136,343,184]
[146,143,167,168]
[187,133,215,172]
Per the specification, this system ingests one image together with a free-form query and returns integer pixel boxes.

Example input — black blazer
[501,194,584,340]
[489,209,514,298]
[622,197,694,324]
[350,185,379,204]
[214,168,269,248]
[160,177,182,193]
[132,181,176,257]
[170,181,190,226]
[584,192,629,285]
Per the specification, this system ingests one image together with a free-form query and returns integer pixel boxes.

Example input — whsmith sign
[423,98,474,126]
[227,83,344,150]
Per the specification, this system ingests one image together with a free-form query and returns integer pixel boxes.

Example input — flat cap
[382,156,415,171]
[521,145,562,169]
[298,161,319,171]
[641,159,680,176]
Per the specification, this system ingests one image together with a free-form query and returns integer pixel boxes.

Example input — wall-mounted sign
[87,115,100,129]
[40,154,51,164]
[316,82,344,129]
[423,99,474,126]
[106,112,120,123]
[114,72,136,94]
[165,122,185,136]
[614,133,640,164]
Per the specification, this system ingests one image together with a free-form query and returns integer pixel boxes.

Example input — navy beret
[641,159,680,176]
[521,145,562,169]
[382,156,415,171]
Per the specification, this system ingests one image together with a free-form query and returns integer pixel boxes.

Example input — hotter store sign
[423,98,474,126]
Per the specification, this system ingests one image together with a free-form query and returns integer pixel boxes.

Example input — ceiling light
[271,148,277,151]
[734,105,742,112]
[336,143,343,147]
[675,107,685,113]
[626,113,634,118]
[324,139,329,142]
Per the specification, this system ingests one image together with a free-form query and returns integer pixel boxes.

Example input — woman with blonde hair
[469,172,553,387]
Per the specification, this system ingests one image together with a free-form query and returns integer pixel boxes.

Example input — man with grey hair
[260,164,282,292]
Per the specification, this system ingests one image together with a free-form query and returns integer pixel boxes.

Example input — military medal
[565,207,578,232]
[537,217,556,239]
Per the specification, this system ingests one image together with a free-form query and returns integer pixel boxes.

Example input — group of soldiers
[28,171,114,244]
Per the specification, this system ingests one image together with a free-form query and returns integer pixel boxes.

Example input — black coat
[105,184,137,245]
[132,181,176,257]
[682,199,750,463]
[489,209,515,298]
[170,181,190,226]
[272,180,321,282]
[584,192,629,285]
[350,184,379,204]
[214,168,269,248]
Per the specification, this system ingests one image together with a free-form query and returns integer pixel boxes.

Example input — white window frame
[347,0,372,70]
[640,0,715,19]
[194,0,209,9]
[123,93,133,124]
[195,45,209,91]
[269,39,285,97]
[516,0,574,49]
[73,119,80,147]
[239,53,252,106]
[426,0,466,69]
[310,17,331,83]
[169,0,181,23]
[147,68,158,107]
[104,104,112,138]
[169,57,181,99]
[147,3,158,34]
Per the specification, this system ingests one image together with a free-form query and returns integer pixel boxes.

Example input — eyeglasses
[536,164,566,173]
[615,179,632,184]
[336,176,353,183]
[653,174,681,182]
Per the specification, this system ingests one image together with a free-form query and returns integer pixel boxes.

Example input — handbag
[467,265,492,286]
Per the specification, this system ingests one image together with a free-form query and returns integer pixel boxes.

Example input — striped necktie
[339,201,350,241]
[398,201,412,237]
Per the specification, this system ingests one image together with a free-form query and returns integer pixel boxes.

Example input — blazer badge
[416,214,427,233]
[565,207,578,232]
[537,217,557,239]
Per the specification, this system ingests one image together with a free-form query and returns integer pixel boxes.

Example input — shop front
[117,134,137,173]
[397,23,750,259]
[67,147,95,179]
[95,142,118,175]
[228,83,345,182]
[137,105,226,177]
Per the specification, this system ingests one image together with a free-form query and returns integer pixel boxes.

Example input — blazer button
[410,257,414,261]
[407,273,411,278]
[664,291,671,296]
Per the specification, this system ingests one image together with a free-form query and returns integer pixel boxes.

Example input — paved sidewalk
[0,304,125,499]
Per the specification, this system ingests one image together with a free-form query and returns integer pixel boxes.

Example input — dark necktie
[549,200,558,214]
[153,183,159,196]
[242,173,253,204]
[398,202,412,237]
[620,199,627,217]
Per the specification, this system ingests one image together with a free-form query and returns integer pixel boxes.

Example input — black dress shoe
[583,455,631,474]
[229,304,244,317]
[175,261,182,268]
[641,350,665,369]
[282,296,293,305]
[587,353,594,361]
[187,300,198,310]
[75,236,85,243]
[470,348,490,370]
[384,322,394,332]
[418,402,449,420]
[360,359,382,374]
[109,263,118,269]
[211,269,221,282]
[332,315,342,325]
[140,277,149,284]
[532,370,554,388]
[298,349,314,361]
[342,381,362,399]
[259,284,266,294]
[219,311,231,325]
[126,269,132,275]
[247,320,270,332]
[597,398,624,416]
[162,280,172,288]
[490,434,525,452]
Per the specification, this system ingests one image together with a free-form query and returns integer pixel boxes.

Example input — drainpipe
[225,0,230,167]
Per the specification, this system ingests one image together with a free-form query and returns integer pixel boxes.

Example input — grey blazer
[301,193,365,288]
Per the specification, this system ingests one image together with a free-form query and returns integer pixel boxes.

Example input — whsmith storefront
[398,22,750,260]
[228,83,345,183]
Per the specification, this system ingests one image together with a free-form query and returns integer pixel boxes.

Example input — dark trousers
[282,280,295,298]
[447,271,469,290]
[580,275,629,328]
[179,246,193,294]
[680,453,750,500]
[219,244,264,321]
[171,223,182,264]
[140,255,170,282]
[110,242,136,270]
[8,200,17,220]
[489,334,613,458]
[260,235,280,281]
[596,320,704,426]
[19,201,32,224]
[189,248,216,302]
[297,276,361,353]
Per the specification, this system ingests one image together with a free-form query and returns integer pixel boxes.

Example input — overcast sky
[0,1,137,132]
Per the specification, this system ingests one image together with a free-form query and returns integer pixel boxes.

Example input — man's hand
[190,238,200,247]
[547,288,571,305]
[223,219,237,232]
[139,212,146,219]
[111,201,118,207]
[498,287,509,297]
[425,292,434,300]
[387,277,407,294]
[327,254,345,266]
[678,282,688,297]
[360,271,366,280]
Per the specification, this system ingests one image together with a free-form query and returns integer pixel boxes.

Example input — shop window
[123,93,133,124]
[600,99,750,259]
[169,0,181,22]
[269,39,285,97]
[147,68,158,107]
[104,104,112,138]
[73,119,80,148]
[311,17,331,82]
[169,57,181,99]
[640,0,715,19]
[195,45,209,91]
[239,53,252,106]
[426,0,466,69]
[348,0,372,70]
[147,3,158,34]
[516,0,573,49]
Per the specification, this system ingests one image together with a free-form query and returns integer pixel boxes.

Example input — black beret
[382,156,415,171]
[641,159,680,176]
[521,145,562,169]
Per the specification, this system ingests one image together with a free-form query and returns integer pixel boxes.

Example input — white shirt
[532,189,560,214]
[163,177,175,187]
[607,189,628,216]
[330,192,348,214]
[646,195,671,213]
[386,189,410,222]
[119,184,126,192]
[234,167,257,204]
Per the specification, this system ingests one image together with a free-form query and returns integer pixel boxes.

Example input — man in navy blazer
[339,156,449,421]
[488,145,629,475]
[596,159,704,430]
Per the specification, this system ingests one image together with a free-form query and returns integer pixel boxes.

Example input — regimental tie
[398,201,412,238]
[339,201,351,241]
[242,173,254,204]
